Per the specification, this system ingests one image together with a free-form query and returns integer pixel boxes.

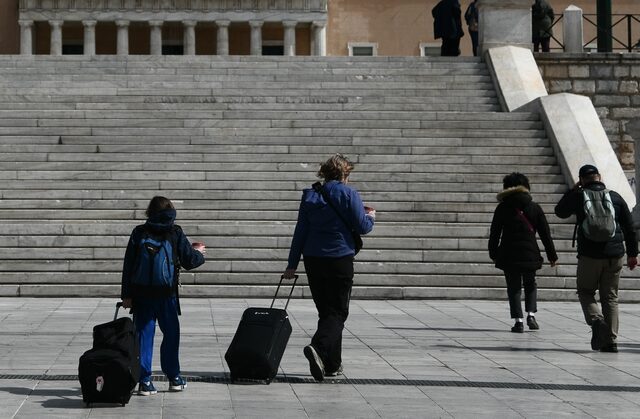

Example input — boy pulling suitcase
[121,196,205,395]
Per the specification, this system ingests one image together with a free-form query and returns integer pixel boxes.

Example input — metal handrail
[547,13,640,52]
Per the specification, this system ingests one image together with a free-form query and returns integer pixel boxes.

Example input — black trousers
[441,37,461,57]
[533,37,551,52]
[304,255,354,373]
[504,270,537,319]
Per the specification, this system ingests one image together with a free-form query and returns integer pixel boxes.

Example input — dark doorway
[262,45,284,55]
[162,45,184,55]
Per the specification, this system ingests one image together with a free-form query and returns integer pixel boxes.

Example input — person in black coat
[432,0,464,56]
[489,173,558,333]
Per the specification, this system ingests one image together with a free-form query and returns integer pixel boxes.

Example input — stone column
[477,0,532,58]
[249,20,263,56]
[83,20,97,56]
[183,20,196,55]
[563,5,583,53]
[49,20,63,56]
[283,20,297,56]
[19,20,34,55]
[149,20,163,55]
[312,21,327,56]
[216,20,230,56]
[116,20,130,56]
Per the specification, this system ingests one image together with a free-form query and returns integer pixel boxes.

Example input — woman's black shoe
[527,315,539,330]
[600,343,618,353]
[511,322,524,333]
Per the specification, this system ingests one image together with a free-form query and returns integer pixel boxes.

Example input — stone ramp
[0,55,637,299]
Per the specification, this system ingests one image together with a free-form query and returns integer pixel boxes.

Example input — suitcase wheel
[265,379,271,385]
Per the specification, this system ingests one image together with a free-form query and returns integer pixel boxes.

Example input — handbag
[312,182,363,255]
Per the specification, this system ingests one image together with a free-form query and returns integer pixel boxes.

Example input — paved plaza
[1,297,640,418]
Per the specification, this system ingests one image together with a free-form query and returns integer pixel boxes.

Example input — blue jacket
[287,180,375,269]
[121,209,205,299]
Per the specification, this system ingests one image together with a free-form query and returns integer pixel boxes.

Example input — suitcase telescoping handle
[115,302,124,321]
[114,301,133,321]
[271,275,298,310]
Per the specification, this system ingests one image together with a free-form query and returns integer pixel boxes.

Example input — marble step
[0,260,625,282]
[0,143,552,156]
[0,110,539,121]
[0,235,580,252]
[0,74,493,84]
[0,210,568,224]
[0,118,545,131]
[0,102,503,112]
[12,284,639,301]
[0,221,577,238]
[56,135,550,147]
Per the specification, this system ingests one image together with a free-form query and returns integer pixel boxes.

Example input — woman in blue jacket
[283,154,375,381]
[121,196,205,395]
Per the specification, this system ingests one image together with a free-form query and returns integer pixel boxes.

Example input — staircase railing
[546,13,640,52]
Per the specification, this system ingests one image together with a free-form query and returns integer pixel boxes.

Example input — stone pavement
[1,297,640,418]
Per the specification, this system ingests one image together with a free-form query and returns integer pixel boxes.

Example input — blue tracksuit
[121,209,205,383]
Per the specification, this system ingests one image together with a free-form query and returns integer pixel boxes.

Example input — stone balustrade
[20,0,327,12]
[17,0,327,56]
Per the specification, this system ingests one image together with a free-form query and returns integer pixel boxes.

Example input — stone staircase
[0,55,638,300]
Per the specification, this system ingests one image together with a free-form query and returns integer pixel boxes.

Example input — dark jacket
[532,0,554,38]
[554,181,638,259]
[489,186,558,271]
[287,180,374,270]
[121,209,205,299]
[464,1,479,32]
[432,0,464,40]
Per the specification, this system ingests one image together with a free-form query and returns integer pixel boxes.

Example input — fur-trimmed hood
[496,186,532,208]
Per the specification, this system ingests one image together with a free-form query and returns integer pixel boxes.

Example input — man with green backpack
[555,165,638,353]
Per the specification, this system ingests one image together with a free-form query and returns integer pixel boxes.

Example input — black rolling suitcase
[225,275,297,384]
[79,302,140,406]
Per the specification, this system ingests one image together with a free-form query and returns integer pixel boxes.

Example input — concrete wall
[536,54,640,171]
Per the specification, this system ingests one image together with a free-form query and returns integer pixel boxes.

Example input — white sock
[528,313,535,317]
[515,318,523,323]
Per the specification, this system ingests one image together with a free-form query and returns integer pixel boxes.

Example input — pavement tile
[1,298,640,418]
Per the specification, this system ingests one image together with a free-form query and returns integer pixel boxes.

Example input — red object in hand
[364,206,374,214]
[192,242,205,251]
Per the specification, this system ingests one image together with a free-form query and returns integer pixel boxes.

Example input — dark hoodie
[121,209,205,299]
[489,186,557,271]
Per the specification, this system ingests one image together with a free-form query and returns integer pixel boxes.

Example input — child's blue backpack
[132,229,177,289]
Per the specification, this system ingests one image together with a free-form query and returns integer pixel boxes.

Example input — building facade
[0,1,638,56]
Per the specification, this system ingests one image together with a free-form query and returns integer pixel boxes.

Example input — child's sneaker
[138,381,157,396]
[169,376,187,392]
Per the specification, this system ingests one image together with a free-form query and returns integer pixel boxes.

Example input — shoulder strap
[312,182,356,233]
[515,207,535,234]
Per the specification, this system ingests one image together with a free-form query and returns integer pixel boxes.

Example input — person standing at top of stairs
[432,0,465,56]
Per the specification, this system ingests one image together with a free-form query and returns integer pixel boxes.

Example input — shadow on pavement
[383,327,504,333]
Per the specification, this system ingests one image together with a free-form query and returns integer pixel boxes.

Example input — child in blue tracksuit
[121,196,205,396]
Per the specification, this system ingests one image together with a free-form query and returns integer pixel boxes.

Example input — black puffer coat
[489,186,558,271]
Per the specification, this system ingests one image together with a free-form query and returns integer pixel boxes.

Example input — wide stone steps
[0,55,635,299]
